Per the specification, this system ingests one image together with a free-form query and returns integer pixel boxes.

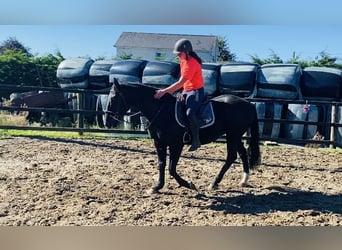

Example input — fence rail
[1,84,341,148]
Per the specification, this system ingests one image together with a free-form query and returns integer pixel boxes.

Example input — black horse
[105,79,261,193]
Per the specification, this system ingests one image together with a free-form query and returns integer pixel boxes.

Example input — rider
[154,38,205,151]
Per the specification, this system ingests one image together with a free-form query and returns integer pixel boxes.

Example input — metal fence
[1,84,341,148]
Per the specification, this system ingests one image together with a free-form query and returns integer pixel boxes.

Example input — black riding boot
[188,115,201,152]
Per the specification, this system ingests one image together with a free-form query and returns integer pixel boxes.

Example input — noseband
[106,86,166,129]
[105,89,131,123]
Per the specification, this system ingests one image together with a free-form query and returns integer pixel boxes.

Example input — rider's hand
[154,89,166,99]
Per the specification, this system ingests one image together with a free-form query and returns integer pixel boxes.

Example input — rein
[145,100,167,130]
[106,110,142,124]
[109,87,166,130]
[106,90,142,125]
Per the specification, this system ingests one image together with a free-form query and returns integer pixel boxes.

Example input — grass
[0,127,151,141]
[0,110,29,126]
[0,110,83,138]
[0,110,150,140]
[0,129,80,138]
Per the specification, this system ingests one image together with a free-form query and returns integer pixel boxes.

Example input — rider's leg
[185,89,203,152]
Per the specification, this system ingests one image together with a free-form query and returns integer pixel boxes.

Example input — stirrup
[183,132,191,144]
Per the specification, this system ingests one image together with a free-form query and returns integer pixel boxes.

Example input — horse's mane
[121,82,176,102]
[121,82,157,92]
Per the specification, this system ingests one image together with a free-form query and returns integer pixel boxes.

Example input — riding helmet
[173,39,193,54]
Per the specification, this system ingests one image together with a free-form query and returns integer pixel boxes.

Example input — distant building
[114,32,219,62]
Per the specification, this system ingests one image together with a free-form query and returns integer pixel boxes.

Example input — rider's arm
[154,76,187,99]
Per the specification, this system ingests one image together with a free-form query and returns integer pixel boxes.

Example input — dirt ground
[0,136,341,226]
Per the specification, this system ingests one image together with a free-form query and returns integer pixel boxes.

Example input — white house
[114,32,219,62]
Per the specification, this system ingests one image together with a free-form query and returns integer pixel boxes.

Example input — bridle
[106,90,135,124]
[106,85,167,130]
[106,110,142,124]
[144,100,167,130]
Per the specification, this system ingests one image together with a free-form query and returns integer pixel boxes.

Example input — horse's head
[104,78,131,128]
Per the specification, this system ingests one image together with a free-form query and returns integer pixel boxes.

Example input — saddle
[175,96,215,129]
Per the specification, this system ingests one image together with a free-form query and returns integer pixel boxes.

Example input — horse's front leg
[149,139,167,194]
[169,144,197,191]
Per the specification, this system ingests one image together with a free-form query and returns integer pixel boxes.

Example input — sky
[2,0,342,25]
[1,25,342,63]
[1,1,342,63]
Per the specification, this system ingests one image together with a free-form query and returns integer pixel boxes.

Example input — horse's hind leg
[210,138,238,190]
[237,141,250,187]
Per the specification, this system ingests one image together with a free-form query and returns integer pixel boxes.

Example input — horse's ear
[113,78,120,91]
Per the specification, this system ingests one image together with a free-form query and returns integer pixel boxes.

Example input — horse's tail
[248,112,261,170]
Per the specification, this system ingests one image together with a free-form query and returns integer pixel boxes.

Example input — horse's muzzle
[104,112,120,128]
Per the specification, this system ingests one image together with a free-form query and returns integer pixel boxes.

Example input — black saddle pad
[175,101,215,128]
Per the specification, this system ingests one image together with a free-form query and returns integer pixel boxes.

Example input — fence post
[329,103,337,148]
[77,92,85,135]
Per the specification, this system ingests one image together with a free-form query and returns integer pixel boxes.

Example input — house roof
[114,32,218,52]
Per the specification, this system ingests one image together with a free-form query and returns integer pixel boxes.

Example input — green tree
[0,37,32,56]
[155,55,166,61]
[0,49,36,98]
[34,53,65,87]
[217,36,236,62]
[250,50,342,69]
[313,51,340,68]
[117,53,132,60]
[0,39,65,98]
[250,50,283,65]
[287,51,342,69]
[0,49,36,85]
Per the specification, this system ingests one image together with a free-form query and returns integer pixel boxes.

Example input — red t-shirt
[180,57,204,91]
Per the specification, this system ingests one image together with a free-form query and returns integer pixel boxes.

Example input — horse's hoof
[239,182,252,188]
[209,183,218,191]
[146,188,160,195]
[189,182,197,191]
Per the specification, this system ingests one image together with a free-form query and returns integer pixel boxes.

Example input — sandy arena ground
[0,136,341,226]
